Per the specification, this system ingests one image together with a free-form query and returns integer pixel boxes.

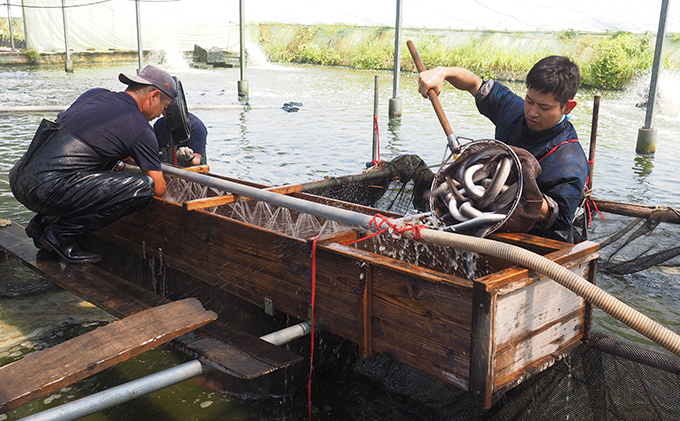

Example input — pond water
[1,57,680,420]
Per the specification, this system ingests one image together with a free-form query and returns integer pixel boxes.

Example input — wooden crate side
[370,316,470,390]
[96,202,385,346]
[494,314,583,390]
[492,261,591,391]
[346,262,474,390]
[95,201,314,321]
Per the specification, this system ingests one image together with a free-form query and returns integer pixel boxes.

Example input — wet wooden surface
[86,191,599,408]
[0,222,304,385]
[0,298,216,413]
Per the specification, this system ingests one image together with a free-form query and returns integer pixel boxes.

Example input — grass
[258,24,680,90]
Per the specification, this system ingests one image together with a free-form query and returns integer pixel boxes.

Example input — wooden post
[468,284,496,408]
[588,95,600,191]
[360,264,373,357]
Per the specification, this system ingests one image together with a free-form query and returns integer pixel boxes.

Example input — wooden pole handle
[406,40,455,138]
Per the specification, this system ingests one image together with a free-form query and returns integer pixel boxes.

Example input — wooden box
[93,175,599,407]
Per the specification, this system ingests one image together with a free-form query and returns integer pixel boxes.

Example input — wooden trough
[77,168,599,408]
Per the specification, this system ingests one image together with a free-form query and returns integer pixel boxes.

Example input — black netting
[348,334,680,421]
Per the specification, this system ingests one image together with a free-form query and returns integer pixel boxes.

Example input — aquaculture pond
[1,57,680,420]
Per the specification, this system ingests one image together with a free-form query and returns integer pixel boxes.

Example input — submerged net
[343,332,680,420]
[586,207,680,274]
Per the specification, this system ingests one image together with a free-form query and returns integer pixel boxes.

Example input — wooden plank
[323,242,474,289]
[494,314,583,389]
[489,232,568,254]
[468,286,496,408]
[370,316,470,391]
[0,223,304,381]
[477,240,599,292]
[0,298,217,413]
[583,259,598,341]
[183,184,304,211]
[592,197,680,224]
[360,264,373,358]
[93,201,315,321]
[494,276,586,347]
[181,165,211,173]
[367,265,473,390]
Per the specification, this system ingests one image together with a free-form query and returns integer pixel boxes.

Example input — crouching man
[9,65,175,263]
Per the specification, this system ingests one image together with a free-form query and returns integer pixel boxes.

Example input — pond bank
[3,23,680,89]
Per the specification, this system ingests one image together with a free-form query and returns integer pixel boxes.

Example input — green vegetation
[259,24,680,90]
[0,17,25,45]
[580,31,655,89]
[23,48,39,63]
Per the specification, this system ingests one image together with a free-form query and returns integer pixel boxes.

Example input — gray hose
[413,229,680,357]
[162,165,680,357]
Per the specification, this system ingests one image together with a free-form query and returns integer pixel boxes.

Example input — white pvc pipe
[18,324,312,421]
[18,360,208,421]
[260,322,311,346]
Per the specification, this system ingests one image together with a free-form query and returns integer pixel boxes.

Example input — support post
[237,0,249,98]
[636,0,670,154]
[588,95,600,191]
[61,0,73,72]
[7,1,15,51]
[388,0,403,118]
[21,0,28,50]
[372,75,380,164]
[135,0,143,72]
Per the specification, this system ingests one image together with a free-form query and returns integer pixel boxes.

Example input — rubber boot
[39,224,102,264]
[25,215,45,249]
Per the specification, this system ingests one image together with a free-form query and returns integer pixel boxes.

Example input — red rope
[538,139,579,163]
[343,214,428,246]
[585,199,605,226]
[308,235,319,420]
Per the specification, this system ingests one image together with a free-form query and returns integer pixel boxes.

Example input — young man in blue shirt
[418,56,589,242]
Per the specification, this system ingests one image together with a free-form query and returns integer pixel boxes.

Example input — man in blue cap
[10,65,176,264]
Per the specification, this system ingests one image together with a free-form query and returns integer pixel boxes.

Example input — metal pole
[237,0,249,97]
[372,75,380,164]
[18,323,312,421]
[21,0,28,50]
[388,0,403,118]
[135,0,144,72]
[7,1,15,51]
[19,360,208,421]
[636,0,670,154]
[161,164,375,229]
[61,0,73,72]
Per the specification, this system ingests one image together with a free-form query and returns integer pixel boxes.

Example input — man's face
[523,88,576,132]
[141,90,172,121]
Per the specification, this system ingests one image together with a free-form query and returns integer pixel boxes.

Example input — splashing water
[164,176,349,239]
[626,70,680,120]
[148,46,193,72]
[246,41,271,68]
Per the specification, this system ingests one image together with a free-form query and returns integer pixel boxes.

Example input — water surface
[1,60,680,420]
